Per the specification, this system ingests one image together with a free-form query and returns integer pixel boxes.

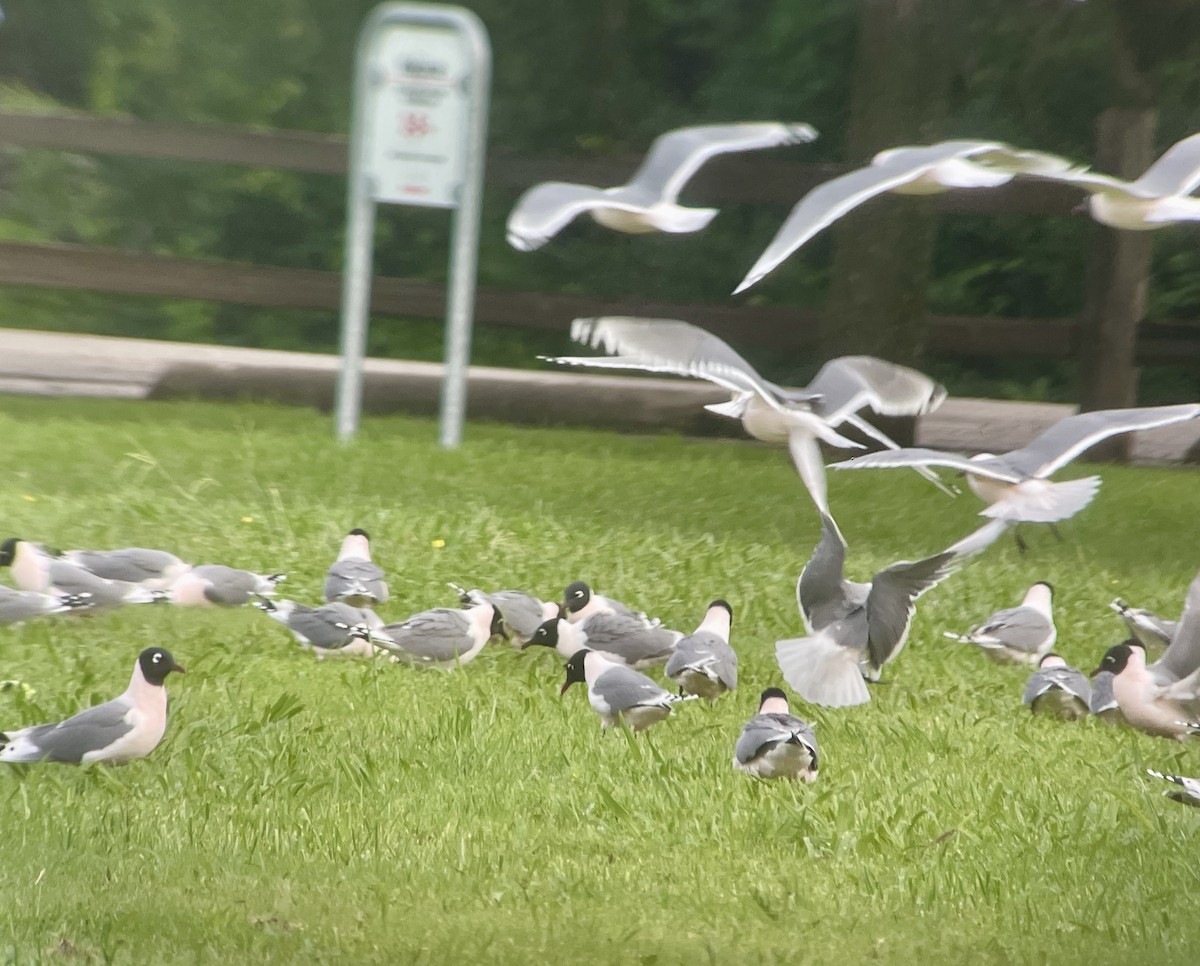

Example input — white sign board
[366,25,471,208]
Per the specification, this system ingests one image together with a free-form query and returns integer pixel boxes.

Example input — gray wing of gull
[621,123,818,205]
[506,182,645,251]
[1152,568,1200,685]
[1022,666,1091,706]
[969,605,1052,652]
[805,356,947,425]
[664,631,738,690]
[591,663,672,713]
[831,447,1022,483]
[797,513,850,631]
[554,316,800,402]
[865,549,961,671]
[45,561,136,606]
[579,612,678,665]
[1133,133,1200,197]
[324,559,388,604]
[286,603,365,648]
[463,590,544,639]
[1089,671,1120,714]
[374,608,472,663]
[2,697,133,763]
[1002,404,1200,479]
[192,565,257,606]
[0,587,67,622]
[735,141,1004,292]
[64,548,185,583]
[734,712,817,766]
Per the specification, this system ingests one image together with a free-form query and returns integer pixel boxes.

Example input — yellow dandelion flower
[431,539,446,549]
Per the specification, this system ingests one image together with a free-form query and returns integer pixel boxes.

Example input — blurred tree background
[0,0,1198,401]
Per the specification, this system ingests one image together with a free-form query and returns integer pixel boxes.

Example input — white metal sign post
[335,3,491,446]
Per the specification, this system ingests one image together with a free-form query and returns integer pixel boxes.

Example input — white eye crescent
[152,654,162,663]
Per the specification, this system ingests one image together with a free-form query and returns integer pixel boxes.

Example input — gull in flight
[506,122,817,251]
[735,140,1077,292]
[542,316,951,514]
[832,404,1200,529]
[1027,132,1200,230]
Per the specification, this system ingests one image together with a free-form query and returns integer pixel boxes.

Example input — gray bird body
[256,599,374,658]
[61,547,190,589]
[1022,660,1091,720]
[0,648,183,765]
[776,513,1008,707]
[1088,671,1124,723]
[574,611,681,669]
[1110,598,1176,652]
[0,584,91,623]
[946,583,1056,665]
[733,711,819,782]
[665,631,738,699]
[542,317,950,513]
[371,603,497,667]
[506,123,818,250]
[169,565,284,607]
[3,540,160,607]
[834,404,1200,524]
[323,530,388,607]
[573,650,693,732]
[451,584,552,643]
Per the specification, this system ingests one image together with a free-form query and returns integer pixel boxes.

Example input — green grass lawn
[0,395,1198,964]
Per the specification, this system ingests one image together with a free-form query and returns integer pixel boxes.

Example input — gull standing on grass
[506,122,818,251]
[324,529,388,608]
[732,688,819,782]
[168,564,285,607]
[560,648,695,733]
[0,584,92,624]
[1093,568,1200,740]
[944,582,1056,665]
[1025,132,1200,230]
[542,316,951,514]
[253,599,375,659]
[664,599,738,700]
[1021,654,1091,720]
[369,601,507,668]
[449,584,558,645]
[560,580,657,627]
[832,404,1200,530]
[1110,598,1176,652]
[776,513,1009,707]
[0,648,185,765]
[0,538,162,607]
[523,611,682,669]
[734,140,1077,292]
[60,547,191,591]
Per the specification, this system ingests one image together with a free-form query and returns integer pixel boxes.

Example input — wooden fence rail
[0,110,1196,366]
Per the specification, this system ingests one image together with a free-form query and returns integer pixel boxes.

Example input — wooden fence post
[1076,107,1157,461]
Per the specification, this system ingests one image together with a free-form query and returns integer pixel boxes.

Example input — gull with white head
[945,582,1056,665]
[506,122,817,251]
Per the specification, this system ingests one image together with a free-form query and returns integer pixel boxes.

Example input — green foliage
[1,396,1200,961]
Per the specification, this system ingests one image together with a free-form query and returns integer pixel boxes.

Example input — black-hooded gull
[560,648,695,733]
[60,546,191,590]
[944,582,1056,665]
[735,139,1077,292]
[0,584,92,624]
[1093,568,1200,740]
[168,564,285,607]
[1021,653,1091,720]
[0,647,184,765]
[523,611,681,670]
[0,538,163,607]
[1146,768,1200,807]
[559,580,658,627]
[542,316,951,514]
[1110,597,1176,652]
[369,601,507,668]
[324,529,388,608]
[254,598,376,659]
[1026,132,1200,230]
[833,404,1200,525]
[664,599,738,700]
[732,688,819,782]
[776,513,1008,707]
[506,122,817,251]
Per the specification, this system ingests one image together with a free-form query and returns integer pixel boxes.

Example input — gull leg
[1049,523,1065,543]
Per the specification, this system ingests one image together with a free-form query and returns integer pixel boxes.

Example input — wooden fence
[0,109,1197,366]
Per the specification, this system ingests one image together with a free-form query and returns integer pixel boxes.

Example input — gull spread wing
[832,447,1023,484]
[506,183,648,251]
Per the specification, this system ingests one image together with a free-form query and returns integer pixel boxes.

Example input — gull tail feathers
[980,477,1100,523]
[776,629,870,708]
